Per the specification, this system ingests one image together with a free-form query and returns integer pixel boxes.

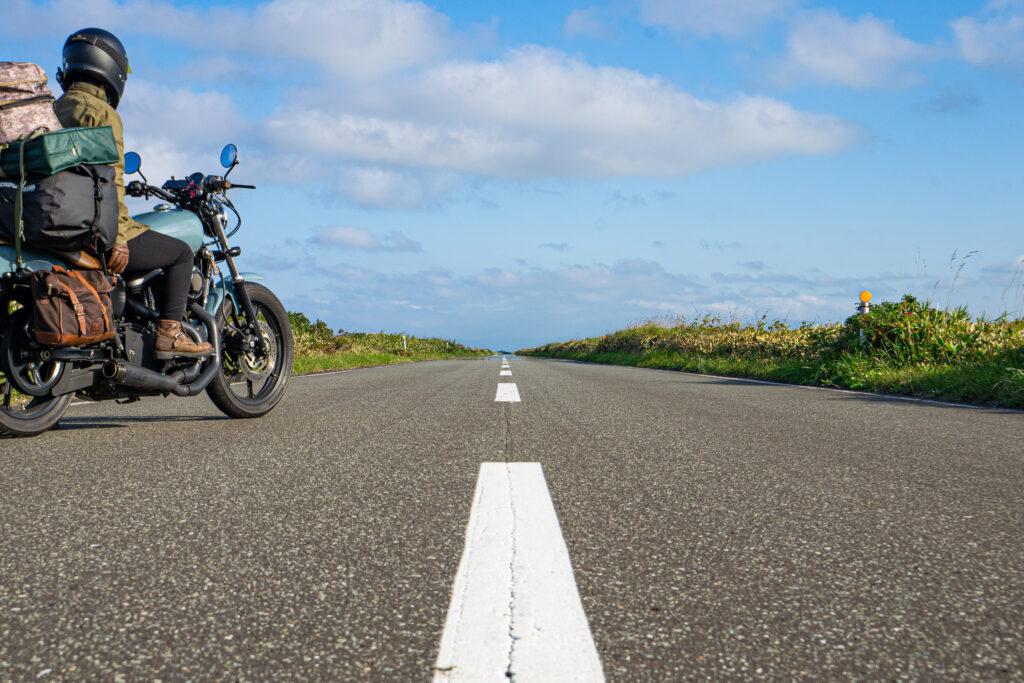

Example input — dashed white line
[495,383,521,402]
[500,370,512,377]
[433,463,604,682]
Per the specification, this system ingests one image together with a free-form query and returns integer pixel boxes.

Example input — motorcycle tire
[0,390,71,438]
[1,315,72,438]
[206,282,293,419]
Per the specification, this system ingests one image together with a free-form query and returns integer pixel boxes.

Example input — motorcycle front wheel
[206,282,293,419]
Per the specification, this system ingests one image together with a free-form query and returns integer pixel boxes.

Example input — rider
[54,28,213,358]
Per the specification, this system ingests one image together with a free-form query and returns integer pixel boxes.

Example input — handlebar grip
[126,180,146,197]
[205,179,254,191]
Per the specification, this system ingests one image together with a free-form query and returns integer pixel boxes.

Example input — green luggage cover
[0,126,119,177]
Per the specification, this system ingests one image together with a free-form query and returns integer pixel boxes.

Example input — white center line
[433,463,604,682]
[500,369,512,376]
[495,383,521,402]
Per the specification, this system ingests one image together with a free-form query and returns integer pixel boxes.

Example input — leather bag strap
[68,269,112,332]
[52,278,88,337]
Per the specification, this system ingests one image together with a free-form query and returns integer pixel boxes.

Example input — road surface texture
[1,356,1021,680]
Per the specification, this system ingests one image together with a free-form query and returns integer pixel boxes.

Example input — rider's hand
[107,244,130,274]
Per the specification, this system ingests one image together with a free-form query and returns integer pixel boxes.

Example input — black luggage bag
[0,163,118,254]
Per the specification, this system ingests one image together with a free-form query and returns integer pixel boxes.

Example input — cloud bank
[952,0,1024,68]
[774,11,938,88]
[267,47,856,182]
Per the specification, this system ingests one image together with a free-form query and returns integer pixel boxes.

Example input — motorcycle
[0,144,293,437]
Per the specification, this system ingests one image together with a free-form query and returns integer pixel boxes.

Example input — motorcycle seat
[0,236,103,270]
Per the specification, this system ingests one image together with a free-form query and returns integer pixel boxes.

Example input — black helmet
[56,28,130,109]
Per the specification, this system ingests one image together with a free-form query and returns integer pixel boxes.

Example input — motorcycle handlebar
[205,178,255,191]
[126,181,176,202]
[128,176,254,201]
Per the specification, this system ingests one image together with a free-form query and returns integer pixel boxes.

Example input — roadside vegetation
[289,312,490,374]
[517,295,1024,409]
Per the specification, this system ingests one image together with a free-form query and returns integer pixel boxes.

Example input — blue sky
[5,0,1023,349]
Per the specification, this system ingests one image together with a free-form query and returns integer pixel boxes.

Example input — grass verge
[517,296,1024,409]
[294,348,488,374]
[289,312,491,374]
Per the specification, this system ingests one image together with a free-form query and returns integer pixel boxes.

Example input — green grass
[293,348,487,374]
[289,311,491,374]
[517,296,1024,409]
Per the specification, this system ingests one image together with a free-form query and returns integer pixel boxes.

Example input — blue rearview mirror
[220,144,238,169]
[124,151,141,175]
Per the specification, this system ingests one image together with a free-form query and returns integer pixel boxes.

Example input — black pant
[123,230,193,321]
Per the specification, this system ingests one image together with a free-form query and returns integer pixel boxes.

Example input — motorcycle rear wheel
[0,378,71,438]
[1,314,72,437]
[206,283,293,419]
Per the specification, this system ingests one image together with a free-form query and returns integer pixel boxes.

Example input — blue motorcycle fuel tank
[134,208,205,253]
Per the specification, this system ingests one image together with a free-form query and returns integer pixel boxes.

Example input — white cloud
[335,167,458,209]
[774,11,937,88]
[216,0,450,79]
[120,81,246,144]
[639,0,797,37]
[266,46,855,180]
[310,226,422,252]
[1,0,450,80]
[952,1,1024,68]
[290,255,907,347]
[116,80,249,190]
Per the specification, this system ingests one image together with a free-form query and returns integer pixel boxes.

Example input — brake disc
[236,320,277,383]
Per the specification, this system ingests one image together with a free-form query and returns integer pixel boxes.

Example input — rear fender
[1,244,66,274]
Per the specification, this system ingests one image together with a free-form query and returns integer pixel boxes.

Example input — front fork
[208,221,269,356]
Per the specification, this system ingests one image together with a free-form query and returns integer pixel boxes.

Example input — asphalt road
[1,356,1022,680]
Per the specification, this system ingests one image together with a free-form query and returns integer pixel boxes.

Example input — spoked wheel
[206,282,293,418]
[0,315,72,438]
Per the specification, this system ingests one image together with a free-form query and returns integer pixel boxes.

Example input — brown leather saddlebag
[30,265,116,346]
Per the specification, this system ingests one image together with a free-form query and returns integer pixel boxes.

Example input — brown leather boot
[155,319,214,359]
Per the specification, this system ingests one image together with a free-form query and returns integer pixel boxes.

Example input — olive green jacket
[54,81,149,245]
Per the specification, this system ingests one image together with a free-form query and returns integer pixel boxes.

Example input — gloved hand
[107,244,130,274]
